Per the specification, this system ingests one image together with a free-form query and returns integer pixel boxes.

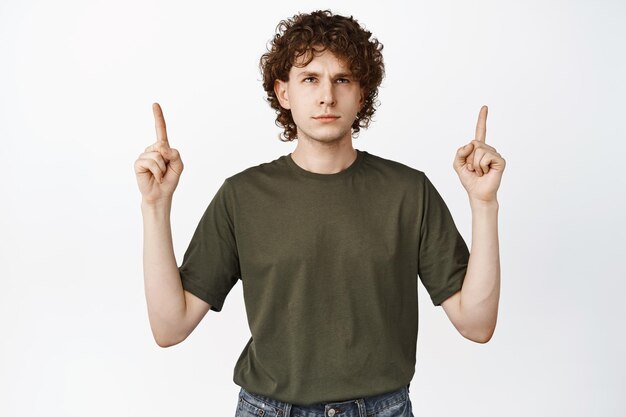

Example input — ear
[358,88,365,111]
[274,79,291,110]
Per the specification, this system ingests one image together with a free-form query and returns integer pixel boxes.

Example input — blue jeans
[236,384,414,417]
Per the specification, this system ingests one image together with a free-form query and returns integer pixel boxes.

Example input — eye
[336,78,350,83]
[303,77,316,83]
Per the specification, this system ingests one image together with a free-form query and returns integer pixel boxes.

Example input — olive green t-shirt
[178,149,469,405]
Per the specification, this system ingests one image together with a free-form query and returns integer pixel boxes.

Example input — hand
[453,106,506,203]
[134,103,185,204]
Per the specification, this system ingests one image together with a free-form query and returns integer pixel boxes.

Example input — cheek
[286,93,310,119]
[288,100,305,119]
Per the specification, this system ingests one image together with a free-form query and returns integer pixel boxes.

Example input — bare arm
[142,199,211,347]
[444,106,505,343]
[135,103,210,348]
[441,200,500,343]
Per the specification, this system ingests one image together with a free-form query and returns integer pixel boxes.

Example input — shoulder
[360,150,426,184]
[224,154,289,187]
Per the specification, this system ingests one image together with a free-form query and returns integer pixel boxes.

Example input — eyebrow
[297,71,353,78]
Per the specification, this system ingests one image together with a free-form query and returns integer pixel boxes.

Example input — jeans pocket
[370,396,414,417]
[236,389,272,417]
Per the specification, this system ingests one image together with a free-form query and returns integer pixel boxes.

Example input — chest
[234,185,419,276]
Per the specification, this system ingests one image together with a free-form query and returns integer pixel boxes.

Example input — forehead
[291,48,351,73]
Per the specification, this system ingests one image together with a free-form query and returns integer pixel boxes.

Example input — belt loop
[355,398,367,417]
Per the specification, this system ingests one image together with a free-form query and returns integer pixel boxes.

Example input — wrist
[469,198,499,211]
[141,197,172,213]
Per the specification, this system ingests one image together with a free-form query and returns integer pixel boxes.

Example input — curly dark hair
[259,10,385,141]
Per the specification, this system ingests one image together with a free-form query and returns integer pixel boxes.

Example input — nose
[319,79,336,106]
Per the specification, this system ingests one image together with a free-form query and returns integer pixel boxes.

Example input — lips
[313,115,340,121]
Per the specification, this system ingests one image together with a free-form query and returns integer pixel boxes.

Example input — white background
[1,0,624,416]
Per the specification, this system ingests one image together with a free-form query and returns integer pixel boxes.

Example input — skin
[135,53,506,346]
[135,104,211,347]
[441,106,506,343]
[273,48,365,174]
[135,103,183,201]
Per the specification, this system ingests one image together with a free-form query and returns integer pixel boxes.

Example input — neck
[290,138,357,175]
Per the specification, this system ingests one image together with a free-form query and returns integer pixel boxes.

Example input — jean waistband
[238,384,411,417]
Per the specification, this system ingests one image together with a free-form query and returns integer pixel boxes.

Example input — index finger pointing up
[152,102,169,146]
[474,105,488,143]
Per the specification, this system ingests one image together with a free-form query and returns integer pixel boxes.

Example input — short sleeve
[178,178,241,312]
[418,174,470,306]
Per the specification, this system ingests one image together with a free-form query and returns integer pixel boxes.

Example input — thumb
[453,143,474,170]
[162,147,184,177]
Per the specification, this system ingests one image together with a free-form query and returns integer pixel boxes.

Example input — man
[134,9,505,417]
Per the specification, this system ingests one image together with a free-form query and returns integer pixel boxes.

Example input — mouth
[313,115,340,122]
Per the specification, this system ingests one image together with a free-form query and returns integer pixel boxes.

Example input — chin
[301,127,351,143]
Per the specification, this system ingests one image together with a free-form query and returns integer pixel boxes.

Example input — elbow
[155,336,182,348]
[149,317,188,348]
[460,326,496,344]
[155,338,176,348]
[462,326,495,344]
[471,332,493,344]
[153,331,185,348]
